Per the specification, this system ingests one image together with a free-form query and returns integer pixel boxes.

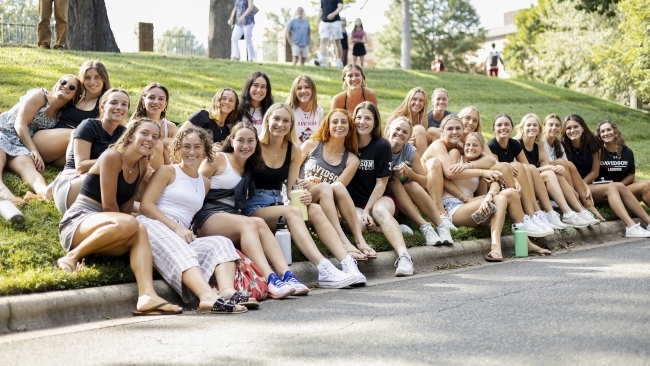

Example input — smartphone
[471,202,497,224]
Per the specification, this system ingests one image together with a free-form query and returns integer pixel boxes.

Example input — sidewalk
[0,221,629,334]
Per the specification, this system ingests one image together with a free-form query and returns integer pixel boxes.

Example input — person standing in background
[350,18,367,67]
[37,0,68,50]
[340,17,349,66]
[286,7,311,66]
[228,0,257,61]
[317,0,343,67]
[486,43,505,77]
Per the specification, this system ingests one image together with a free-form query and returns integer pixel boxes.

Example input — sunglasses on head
[59,79,76,91]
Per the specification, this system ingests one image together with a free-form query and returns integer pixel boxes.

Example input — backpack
[216,249,268,301]
[489,51,499,67]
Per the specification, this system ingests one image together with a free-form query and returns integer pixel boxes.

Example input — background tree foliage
[558,0,619,17]
[375,0,484,71]
[0,0,38,23]
[504,0,618,99]
[155,27,205,56]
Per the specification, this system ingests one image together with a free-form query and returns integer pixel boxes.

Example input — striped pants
[137,215,239,303]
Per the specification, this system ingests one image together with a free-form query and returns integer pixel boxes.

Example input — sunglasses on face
[59,79,76,91]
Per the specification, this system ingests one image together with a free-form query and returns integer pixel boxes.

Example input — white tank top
[209,152,242,207]
[156,165,205,229]
[442,157,480,200]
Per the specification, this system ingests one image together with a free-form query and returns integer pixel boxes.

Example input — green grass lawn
[1,47,649,295]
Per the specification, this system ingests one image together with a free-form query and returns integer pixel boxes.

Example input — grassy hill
[1,47,649,295]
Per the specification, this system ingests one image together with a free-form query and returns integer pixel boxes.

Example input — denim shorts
[442,197,464,220]
[242,189,284,216]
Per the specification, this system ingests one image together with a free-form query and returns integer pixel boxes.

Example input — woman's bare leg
[7,155,49,198]
[613,182,650,225]
[590,184,636,227]
[331,182,371,250]
[404,181,444,226]
[411,125,428,157]
[366,197,408,254]
[33,128,72,166]
[425,158,446,214]
[626,180,650,208]
[390,179,426,227]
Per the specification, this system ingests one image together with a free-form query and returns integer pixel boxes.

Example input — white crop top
[209,152,242,207]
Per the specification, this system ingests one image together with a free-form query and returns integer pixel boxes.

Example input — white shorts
[319,20,342,40]
[292,45,309,58]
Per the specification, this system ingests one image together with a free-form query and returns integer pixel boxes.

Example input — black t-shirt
[519,139,540,167]
[599,146,635,183]
[64,118,126,170]
[487,138,522,164]
[321,0,343,22]
[54,100,100,129]
[187,110,230,143]
[568,143,600,180]
[426,110,452,129]
[347,138,393,207]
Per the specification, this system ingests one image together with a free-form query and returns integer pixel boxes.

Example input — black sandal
[198,297,247,314]
[231,292,260,309]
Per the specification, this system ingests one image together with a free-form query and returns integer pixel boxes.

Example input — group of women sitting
[1,61,648,315]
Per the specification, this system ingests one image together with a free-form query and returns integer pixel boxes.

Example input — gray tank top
[391,143,416,183]
[301,142,349,184]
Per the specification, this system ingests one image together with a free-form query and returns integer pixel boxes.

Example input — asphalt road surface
[1,239,649,366]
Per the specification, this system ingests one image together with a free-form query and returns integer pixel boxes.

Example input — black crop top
[79,164,140,207]
[519,139,540,167]
[252,145,292,190]
[54,99,100,129]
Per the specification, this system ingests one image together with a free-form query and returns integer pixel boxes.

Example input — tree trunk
[208,0,234,59]
[400,0,411,69]
[67,0,119,52]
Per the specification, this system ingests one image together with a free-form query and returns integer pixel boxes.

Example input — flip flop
[132,302,183,316]
[358,247,377,259]
[528,248,552,256]
[484,252,503,262]
[198,297,247,314]
[347,250,368,261]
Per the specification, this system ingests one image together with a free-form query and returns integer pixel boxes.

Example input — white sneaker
[532,212,556,234]
[419,222,442,246]
[394,252,414,277]
[335,58,344,67]
[400,224,414,235]
[545,211,568,229]
[625,223,650,238]
[317,259,357,288]
[437,223,454,245]
[523,215,551,237]
[340,255,366,286]
[440,213,457,231]
[562,211,591,228]
[578,210,601,226]
[281,270,309,296]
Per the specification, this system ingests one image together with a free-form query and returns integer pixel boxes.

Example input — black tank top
[519,139,540,167]
[54,99,101,129]
[343,87,366,111]
[79,162,140,207]
[253,145,292,190]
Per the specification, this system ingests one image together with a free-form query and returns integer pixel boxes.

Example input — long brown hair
[209,87,239,126]
[388,87,428,126]
[543,114,564,161]
[78,60,111,101]
[596,120,627,158]
[111,118,161,161]
[97,88,130,120]
[562,114,600,160]
[310,108,358,155]
[286,75,319,119]
[131,83,169,120]
[220,122,266,172]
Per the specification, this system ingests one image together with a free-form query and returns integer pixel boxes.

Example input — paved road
[1,240,649,366]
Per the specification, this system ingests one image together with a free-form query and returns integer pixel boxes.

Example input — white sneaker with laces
[625,223,650,238]
[267,273,296,299]
[400,224,414,235]
[578,210,601,226]
[340,255,366,286]
[523,215,551,237]
[394,252,414,277]
[440,213,457,231]
[545,211,568,229]
[532,212,556,234]
[561,211,591,228]
[317,259,357,288]
[419,222,442,246]
[437,223,454,245]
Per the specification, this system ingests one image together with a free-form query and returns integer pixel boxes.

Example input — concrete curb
[0,220,628,334]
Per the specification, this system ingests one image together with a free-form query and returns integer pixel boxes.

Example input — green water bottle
[512,223,528,258]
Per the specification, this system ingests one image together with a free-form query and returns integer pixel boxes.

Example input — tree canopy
[375,0,484,71]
